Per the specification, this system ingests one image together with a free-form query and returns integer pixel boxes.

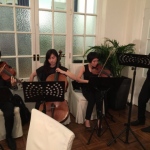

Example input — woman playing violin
[76,52,107,130]
[29,49,76,109]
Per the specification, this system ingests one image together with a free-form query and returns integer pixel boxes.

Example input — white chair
[26,109,75,150]
[0,107,23,141]
[69,64,97,124]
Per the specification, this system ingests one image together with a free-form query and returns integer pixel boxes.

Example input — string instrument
[39,50,69,123]
[0,52,22,84]
[91,64,112,77]
[91,49,116,77]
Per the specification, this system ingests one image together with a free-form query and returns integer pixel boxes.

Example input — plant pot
[107,76,132,110]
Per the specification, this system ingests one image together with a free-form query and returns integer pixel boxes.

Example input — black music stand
[107,53,150,150]
[22,81,65,116]
[87,77,124,145]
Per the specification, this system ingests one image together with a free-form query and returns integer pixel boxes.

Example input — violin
[91,49,116,77]
[39,50,69,123]
[91,64,112,77]
[0,52,22,84]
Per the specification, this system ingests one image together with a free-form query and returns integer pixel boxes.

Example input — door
[35,0,69,69]
[0,0,34,81]
[0,0,98,81]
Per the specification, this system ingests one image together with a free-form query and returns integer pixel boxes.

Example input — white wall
[98,0,150,112]
[99,0,145,44]
[103,0,129,42]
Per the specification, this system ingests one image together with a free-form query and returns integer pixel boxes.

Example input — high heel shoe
[85,123,92,131]
[85,126,93,131]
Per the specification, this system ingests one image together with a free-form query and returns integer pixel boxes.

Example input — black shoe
[130,120,145,126]
[85,126,93,131]
[6,137,16,150]
[141,126,150,133]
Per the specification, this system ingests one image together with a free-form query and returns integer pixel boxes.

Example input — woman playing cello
[29,49,76,118]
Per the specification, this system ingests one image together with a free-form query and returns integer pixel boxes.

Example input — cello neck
[54,50,62,81]
[54,70,59,81]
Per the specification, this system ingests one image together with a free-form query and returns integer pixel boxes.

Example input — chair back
[26,109,75,150]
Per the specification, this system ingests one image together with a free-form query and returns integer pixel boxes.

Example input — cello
[39,51,69,123]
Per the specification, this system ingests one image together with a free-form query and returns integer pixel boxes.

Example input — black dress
[36,65,68,81]
[81,64,102,120]
[35,65,68,109]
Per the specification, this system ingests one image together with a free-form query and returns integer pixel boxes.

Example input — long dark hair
[44,49,58,74]
[44,49,58,71]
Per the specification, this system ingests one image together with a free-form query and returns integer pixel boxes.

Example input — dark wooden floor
[0,105,150,150]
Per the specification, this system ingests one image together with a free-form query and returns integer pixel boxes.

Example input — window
[38,0,67,65]
[0,0,98,80]
[0,0,32,79]
[72,0,97,63]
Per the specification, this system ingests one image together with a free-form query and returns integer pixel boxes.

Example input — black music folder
[89,77,124,91]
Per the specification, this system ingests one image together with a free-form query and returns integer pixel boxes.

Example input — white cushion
[26,109,75,150]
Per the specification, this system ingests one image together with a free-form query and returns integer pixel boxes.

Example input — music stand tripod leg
[107,67,146,150]
[87,105,104,145]
[106,110,115,123]
[99,97,115,139]
[103,115,116,140]
[87,118,99,145]
[107,126,127,146]
[42,101,46,114]
[107,125,146,150]
[129,127,146,150]
[87,90,115,145]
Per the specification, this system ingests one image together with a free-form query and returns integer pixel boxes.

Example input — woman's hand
[56,68,65,74]
[11,76,17,87]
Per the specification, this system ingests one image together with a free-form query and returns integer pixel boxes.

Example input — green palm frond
[84,38,135,77]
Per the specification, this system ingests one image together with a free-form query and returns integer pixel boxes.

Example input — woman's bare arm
[56,68,76,81]
[76,66,88,83]
[29,71,37,81]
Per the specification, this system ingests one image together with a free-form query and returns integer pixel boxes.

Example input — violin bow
[98,48,116,77]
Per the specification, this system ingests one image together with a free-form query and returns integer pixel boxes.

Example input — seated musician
[0,65,18,150]
[29,49,76,109]
[76,52,107,130]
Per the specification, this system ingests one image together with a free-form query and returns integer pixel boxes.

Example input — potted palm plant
[84,38,135,110]
[84,38,135,77]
